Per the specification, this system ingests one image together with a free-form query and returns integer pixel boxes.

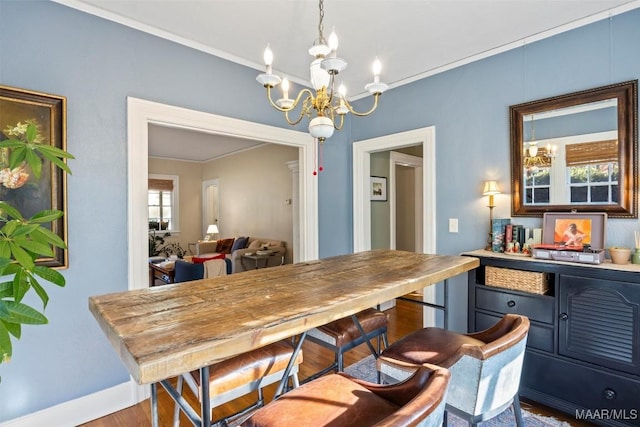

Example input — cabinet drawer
[475,312,554,353]
[475,286,554,324]
[523,351,640,424]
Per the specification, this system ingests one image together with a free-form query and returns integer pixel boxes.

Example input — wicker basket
[485,266,549,295]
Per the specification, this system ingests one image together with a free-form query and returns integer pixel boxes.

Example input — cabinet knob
[507,300,516,308]
[560,313,568,320]
[603,388,616,400]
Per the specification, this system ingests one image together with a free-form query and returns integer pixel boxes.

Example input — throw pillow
[248,239,262,249]
[231,236,249,253]
[216,238,235,254]
[193,253,226,264]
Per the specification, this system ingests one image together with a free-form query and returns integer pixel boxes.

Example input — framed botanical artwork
[370,176,387,201]
[0,86,68,268]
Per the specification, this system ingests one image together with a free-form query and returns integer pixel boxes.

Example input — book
[491,218,511,252]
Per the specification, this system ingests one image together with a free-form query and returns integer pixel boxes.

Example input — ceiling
[57,0,640,162]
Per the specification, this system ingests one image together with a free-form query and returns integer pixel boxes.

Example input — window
[568,163,619,204]
[566,140,618,205]
[524,167,551,205]
[148,174,179,232]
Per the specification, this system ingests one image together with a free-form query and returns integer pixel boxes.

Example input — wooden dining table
[89,249,479,426]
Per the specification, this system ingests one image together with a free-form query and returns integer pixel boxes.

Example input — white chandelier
[256,0,388,146]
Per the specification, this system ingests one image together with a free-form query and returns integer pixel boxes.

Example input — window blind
[565,140,618,166]
[148,179,173,191]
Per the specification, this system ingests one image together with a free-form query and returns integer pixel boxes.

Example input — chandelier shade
[256,0,387,153]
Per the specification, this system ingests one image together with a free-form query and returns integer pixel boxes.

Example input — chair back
[372,364,450,427]
[174,260,204,283]
[449,314,530,417]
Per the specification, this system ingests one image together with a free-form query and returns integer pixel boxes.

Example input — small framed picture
[370,176,387,201]
[541,212,606,250]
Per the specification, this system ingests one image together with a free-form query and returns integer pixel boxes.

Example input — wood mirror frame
[510,80,638,218]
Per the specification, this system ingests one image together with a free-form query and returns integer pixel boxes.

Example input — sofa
[195,236,286,273]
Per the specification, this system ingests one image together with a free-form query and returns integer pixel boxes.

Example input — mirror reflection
[522,99,618,206]
[510,80,637,218]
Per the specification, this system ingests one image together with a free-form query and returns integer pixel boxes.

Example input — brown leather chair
[377,314,530,427]
[241,363,450,427]
[173,340,303,426]
[304,308,388,382]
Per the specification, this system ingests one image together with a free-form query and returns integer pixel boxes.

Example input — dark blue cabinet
[466,250,640,427]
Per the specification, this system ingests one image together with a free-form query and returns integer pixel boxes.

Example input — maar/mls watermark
[576,409,638,421]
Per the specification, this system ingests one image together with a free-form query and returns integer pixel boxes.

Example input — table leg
[160,377,203,426]
[397,279,450,328]
[351,314,380,358]
[200,365,212,427]
[151,383,159,427]
[274,331,307,398]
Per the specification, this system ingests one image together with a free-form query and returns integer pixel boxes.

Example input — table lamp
[204,224,219,241]
[482,180,500,250]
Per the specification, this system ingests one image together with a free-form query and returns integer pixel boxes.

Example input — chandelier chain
[318,0,325,43]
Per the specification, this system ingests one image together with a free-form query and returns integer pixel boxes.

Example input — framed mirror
[510,80,638,218]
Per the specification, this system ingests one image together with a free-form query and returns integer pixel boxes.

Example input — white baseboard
[0,379,148,427]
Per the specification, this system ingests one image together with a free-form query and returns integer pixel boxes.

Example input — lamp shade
[482,180,500,196]
[206,224,219,234]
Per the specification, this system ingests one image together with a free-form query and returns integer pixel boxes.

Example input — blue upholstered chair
[377,314,530,427]
[173,260,204,283]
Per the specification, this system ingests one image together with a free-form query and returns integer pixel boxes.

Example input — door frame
[353,127,435,254]
[128,97,318,293]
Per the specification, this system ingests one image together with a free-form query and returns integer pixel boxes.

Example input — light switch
[449,218,459,233]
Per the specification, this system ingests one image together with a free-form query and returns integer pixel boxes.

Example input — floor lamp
[483,180,500,250]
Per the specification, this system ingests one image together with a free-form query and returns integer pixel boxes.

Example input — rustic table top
[89,249,479,384]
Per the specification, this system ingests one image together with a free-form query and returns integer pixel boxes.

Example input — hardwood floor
[81,299,593,427]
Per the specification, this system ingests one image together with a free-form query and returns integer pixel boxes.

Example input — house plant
[149,231,186,258]
[0,120,73,380]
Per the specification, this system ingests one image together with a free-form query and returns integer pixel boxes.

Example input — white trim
[353,127,437,326]
[0,381,142,427]
[353,127,436,253]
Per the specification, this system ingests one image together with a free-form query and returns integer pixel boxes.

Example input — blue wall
[0,1,639,422]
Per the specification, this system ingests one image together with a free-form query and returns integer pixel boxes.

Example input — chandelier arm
[343,93,381,117]
[284,107,307,126]
[266,86,316,113]
[284,93,315,125]
[333,113,345,130]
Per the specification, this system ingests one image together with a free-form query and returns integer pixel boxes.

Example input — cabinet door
[559,274,640,376]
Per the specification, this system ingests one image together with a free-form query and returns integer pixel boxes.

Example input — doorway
[352,127,437,327]
[390,151,423,252]
[128,97,319,294]
[202,179,219,238]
